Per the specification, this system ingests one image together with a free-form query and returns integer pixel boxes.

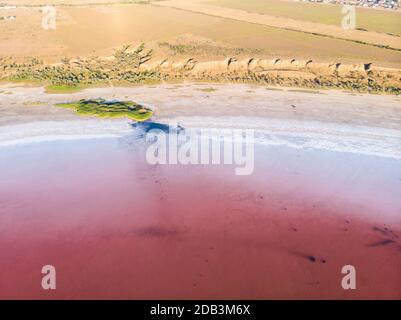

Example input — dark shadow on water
[119,120,185,148]
[131,121,185,134]
[131,121,171,133]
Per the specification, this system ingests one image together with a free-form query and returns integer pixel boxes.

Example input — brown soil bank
[140,57,401,94]
[1,45,400,94]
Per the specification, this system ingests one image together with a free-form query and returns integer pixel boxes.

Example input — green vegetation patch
[265,87,283,91]
[196,87,218,93]
[23,101,47,106]
[288,89,322,94]
[45,84,84,94]
[56,98,153,122]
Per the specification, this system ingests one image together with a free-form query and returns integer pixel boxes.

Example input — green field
[208,0,401,36]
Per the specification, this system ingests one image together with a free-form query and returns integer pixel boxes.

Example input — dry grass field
[208,0,401,36]
[0,0,400,68]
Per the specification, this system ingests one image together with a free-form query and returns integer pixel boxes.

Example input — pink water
[1,136,401,299]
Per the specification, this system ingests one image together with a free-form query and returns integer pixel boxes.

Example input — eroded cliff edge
[1,44,400,94]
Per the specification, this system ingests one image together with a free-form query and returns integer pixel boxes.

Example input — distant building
[300,0,399,10]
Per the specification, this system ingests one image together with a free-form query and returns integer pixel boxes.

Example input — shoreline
[2,117,401,160]
[1,82,400,158]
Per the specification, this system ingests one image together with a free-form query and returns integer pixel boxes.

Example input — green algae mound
[56,98,153,121]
